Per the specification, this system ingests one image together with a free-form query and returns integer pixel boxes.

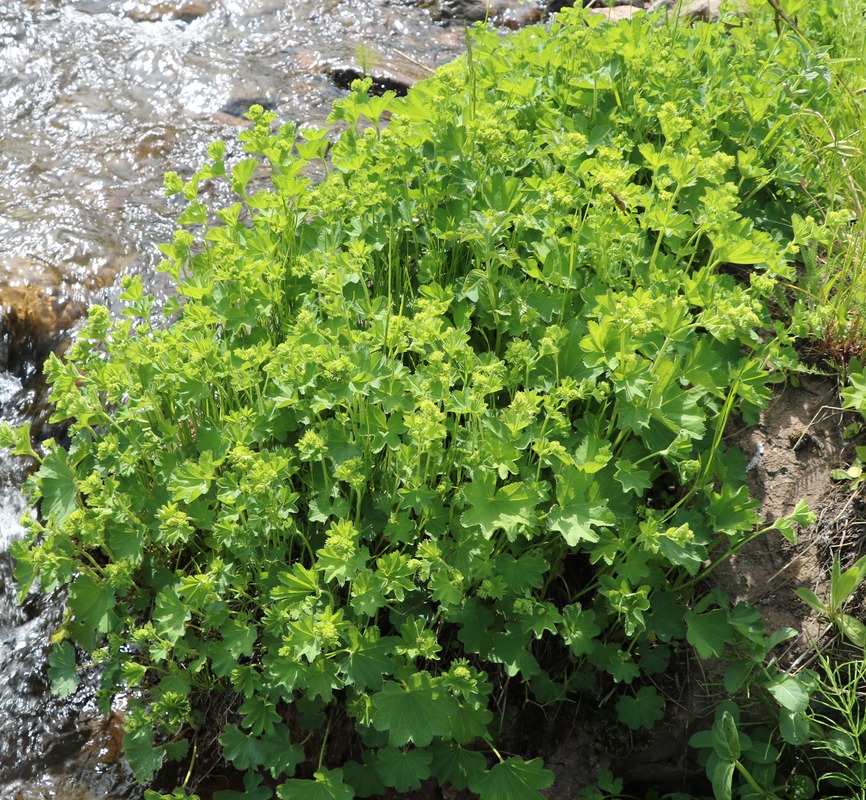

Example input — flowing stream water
[0,0,548,796]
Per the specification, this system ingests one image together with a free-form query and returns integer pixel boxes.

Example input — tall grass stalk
[779,0,866,359]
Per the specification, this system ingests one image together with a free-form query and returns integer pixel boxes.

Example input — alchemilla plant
[2,3,858,798]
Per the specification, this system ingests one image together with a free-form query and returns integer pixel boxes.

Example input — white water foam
[0,370,28,549]
[0,475,26,550]
[0,371,22,405]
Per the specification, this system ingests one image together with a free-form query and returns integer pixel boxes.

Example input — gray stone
[436,0,494,21]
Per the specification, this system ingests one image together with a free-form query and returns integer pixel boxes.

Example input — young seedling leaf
[841,370,866,411]
[779,708,811,746]
[794,587,828,615]
[767,675,810,713]
[788,498,815,527]
[723,660,754,694]
[712,711,741,761]
[838,614,866,648]
[710,758,736,800]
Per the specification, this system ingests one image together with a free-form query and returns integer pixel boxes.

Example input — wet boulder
[0,278,81,384]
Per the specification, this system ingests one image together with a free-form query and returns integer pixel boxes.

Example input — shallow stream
[0,0,546,796]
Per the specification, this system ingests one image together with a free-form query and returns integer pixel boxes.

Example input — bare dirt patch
[721,374,866,654]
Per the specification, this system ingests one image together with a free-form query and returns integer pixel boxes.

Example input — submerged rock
[123,0,214,23]
[433,0,546,23]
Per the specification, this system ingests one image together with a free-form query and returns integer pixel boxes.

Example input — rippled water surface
[0,0,546,795]
[0,0,482,341]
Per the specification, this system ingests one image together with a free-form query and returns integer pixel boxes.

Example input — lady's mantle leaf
[154,586,190,644]
[220,723,264,770]
[374,747,432,793]
[450,702,494,744]
[213,771,273,800]
[615,686,665,731]
[0,420,38,460]
[712,228,767,265]
[260,724,304,779]
[240,694,281,737]
[560,604,601,657]
[614,459,653,496]
[342,758,387,798]
[685,609,732,659]
[338,627,397,691]
[371,672,458,746]
[169,451,217,503]
[469,757,554,800]
[462,475,541,539]
[488,624,541,678]
[276,768,354,800]
[69,574,115,634]
[493,552,550,595]
[429,567,464,607]
[37,446,78,522]
[573,435,612,473]
[124,728,166,783]
[548,471,614,546]
[707,485,760,535]
[548,499,614,546]
[222,617,258,658]
[231,157,259,195]
[47,640,80,697]
[429,742,487,790]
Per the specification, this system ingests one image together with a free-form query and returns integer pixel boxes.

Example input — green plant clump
[1,5,853,798]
